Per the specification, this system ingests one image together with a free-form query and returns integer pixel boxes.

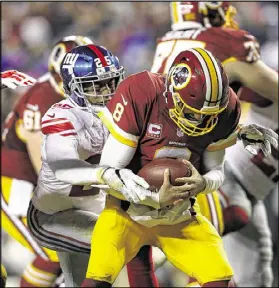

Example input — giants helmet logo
[62,53,79,74]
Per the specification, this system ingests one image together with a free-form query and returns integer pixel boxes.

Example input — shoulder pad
[41,100,82,136]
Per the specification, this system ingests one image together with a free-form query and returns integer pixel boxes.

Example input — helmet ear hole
[54,47,63,61]
[70,82,76,92]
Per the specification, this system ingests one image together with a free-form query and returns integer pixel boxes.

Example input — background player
[1,69,36,288]
[151,2,278,286]
[1,70,36,90]
[1,36,93,287]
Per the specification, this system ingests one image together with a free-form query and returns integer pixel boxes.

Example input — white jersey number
[23,109,41,131]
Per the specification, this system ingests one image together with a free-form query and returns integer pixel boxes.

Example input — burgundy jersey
[151,25,260,74]
[1,74,61,185]
[101,71,241,173]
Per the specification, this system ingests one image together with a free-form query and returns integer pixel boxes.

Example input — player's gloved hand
[158,168,194,208]
[238,124,278,157]
[174,160,206,197]
[260,262,273,287]
[1,70,36,90]
[100,167,152,204]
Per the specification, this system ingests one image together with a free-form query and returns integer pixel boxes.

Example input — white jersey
[32,98,108,214]
[226,101,278,200]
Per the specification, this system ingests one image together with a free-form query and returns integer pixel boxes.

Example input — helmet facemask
[169,90,220,137]
[200,2,238,29]
[69,67,124,107]
[222,5,238,29]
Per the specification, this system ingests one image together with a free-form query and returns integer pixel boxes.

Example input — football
[137,158,192,190]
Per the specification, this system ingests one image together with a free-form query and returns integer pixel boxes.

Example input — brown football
[137,158,192,190]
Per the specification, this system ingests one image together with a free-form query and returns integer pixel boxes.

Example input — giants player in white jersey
[26,44,187,287]
[151,2,278,287]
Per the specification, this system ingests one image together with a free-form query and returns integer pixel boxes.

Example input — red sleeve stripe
[42,119,71,129]
[41,122,76,135]
[87,45,108,66]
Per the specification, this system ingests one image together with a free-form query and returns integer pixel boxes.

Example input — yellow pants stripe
[196,191,224,235]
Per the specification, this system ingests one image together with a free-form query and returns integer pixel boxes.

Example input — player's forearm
[49,158,105,186]
[45,134,106,187]
[100,134,161,208]
[200,149,225,194]
[225,60,278,103]
[201,164,225,194]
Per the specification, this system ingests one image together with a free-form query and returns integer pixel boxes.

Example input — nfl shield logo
[177,128,184,137]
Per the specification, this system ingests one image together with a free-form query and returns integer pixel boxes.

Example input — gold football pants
[86,196,233,285]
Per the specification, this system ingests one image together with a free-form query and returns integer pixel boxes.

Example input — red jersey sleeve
[229,29,260,63]
[202,27,261,64]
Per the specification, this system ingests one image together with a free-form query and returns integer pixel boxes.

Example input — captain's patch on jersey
[146,123,162,139]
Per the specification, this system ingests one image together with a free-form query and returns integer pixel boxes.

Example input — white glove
[1,70,36,90]
[238,124,278,157]
[260,262,273,287]
[100,168,158,205]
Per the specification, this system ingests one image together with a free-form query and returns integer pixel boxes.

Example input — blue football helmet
[60,44,124,108]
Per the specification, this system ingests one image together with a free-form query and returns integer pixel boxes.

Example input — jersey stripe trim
[98,108,138,148]
[222,57,238,65]
[206,193,219,233]
[87,45,108,66]
[213,191,225,235]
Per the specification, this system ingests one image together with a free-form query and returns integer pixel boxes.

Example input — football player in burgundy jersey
[81,48,242,288]
[151,3,278,286]
[1,70,36,288]
[1,36,94,287]
[152,2,277,103]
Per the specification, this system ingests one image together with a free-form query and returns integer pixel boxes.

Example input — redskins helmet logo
[170,63,192,90]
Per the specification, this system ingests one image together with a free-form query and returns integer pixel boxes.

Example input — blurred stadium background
[1,2,278,287]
